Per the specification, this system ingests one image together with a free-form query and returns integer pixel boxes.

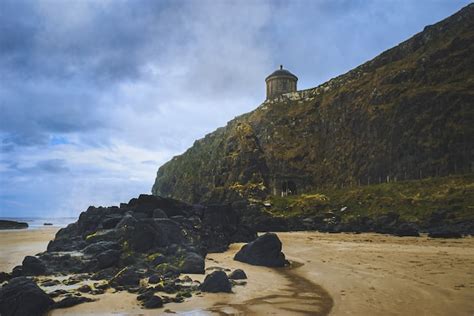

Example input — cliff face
[152,4,474,204]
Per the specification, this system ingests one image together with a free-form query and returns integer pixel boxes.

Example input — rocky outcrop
[0,194,257,313]
[234,233,288,267]
[152,4,474,210]
[0,220,28,230]
[0,277,54,316]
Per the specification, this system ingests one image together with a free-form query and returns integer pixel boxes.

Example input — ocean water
[0,217,76,229]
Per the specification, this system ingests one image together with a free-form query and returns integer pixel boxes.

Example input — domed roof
[265,65,298,81]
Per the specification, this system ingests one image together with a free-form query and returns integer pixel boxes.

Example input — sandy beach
[1,228,473,315]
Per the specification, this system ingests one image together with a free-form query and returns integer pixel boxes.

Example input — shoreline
[1,228,473,315]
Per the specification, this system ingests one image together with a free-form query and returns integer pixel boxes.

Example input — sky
[0,0,471,218]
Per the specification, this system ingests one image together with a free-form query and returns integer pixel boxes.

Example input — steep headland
[152,4,474,221]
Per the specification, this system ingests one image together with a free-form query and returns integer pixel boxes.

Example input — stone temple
[265,65,298,100]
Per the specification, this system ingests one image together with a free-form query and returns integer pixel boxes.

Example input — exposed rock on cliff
[152,4,474,206]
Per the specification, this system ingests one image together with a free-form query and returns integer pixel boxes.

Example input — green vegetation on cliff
[267,174,474,224]
[152,5,474,209]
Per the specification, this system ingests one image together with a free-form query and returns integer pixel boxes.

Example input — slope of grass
[267,174,474,223]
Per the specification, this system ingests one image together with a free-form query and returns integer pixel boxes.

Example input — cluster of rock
[243,205,469,238]
[0,194,258,315]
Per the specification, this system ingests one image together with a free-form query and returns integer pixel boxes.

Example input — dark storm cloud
[0,0,471,217]
[0,0,178,82]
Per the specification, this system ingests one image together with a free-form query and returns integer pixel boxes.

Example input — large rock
[0,220,28,230]
[21,256,46,276]
[0,277,54,316]
[110,267,140,287]
[199,271,232,293]
[143,295,164,309]
[234,233,288,267]
[180,252,205,274]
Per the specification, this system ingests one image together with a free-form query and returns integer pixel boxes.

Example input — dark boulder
[143,295,163,309]
[234,233,288,267]
[180,252,205,274]
[110,267,140,287]
[97,249,121,269]
[228,269,247,280]
[0,277,54,316]
[52,296,94,309]
[21,256,46,276]
[199,271,232,293]
[77,284,92,293]
[148,274,161,284]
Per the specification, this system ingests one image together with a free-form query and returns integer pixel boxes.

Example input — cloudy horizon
[0,0,470,218]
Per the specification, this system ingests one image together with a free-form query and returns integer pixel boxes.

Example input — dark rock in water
[199,270,232,293]
[0,220,28,230]
[428,230,462,238]
[0,277,54,316]
[394,222,420,237]
[97,249,121,269]
[148,274,161,284]
[143,295,164,309]
[180,252,205,274]
[43,223,53,226]
[234,233,288,267]
[52,296,94,309]
[21,256,46,276]
[110,267,140,287]
[228,269,247,280]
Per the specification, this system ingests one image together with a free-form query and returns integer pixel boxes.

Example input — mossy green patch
[267,174,474,223]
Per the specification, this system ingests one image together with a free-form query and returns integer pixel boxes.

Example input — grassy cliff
[152,4,474,218]
[267,174,473,224]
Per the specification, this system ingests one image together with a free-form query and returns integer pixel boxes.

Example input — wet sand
[1,228,473,315]
[0,227,59,272]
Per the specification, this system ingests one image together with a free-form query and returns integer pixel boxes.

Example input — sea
[0,217,76,229]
